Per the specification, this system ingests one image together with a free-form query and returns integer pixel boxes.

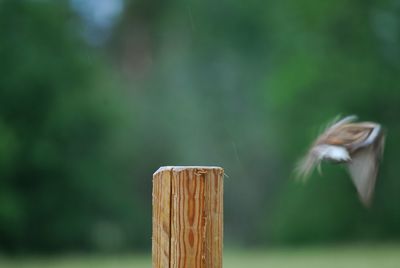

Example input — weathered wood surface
[152,166,224,268]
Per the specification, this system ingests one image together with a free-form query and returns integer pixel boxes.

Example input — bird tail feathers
[295,152,319,182]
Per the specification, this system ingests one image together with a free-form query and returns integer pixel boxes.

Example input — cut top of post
[153,166,224,176]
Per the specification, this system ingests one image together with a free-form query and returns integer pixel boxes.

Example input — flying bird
[296,115,385,207]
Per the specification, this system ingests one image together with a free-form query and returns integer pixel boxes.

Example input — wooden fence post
[152,166,224,268]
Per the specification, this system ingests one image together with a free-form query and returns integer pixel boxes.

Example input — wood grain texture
[152,166,223,268]
[152,168,172,268]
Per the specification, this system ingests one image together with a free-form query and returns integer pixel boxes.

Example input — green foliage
[0,1,143,253]
[2,0,400,254]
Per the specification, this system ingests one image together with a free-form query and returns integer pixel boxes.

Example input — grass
[1,244,400,268]
[224,245,400,268]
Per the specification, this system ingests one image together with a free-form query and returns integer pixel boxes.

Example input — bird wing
[322,115,358,137]
[346,133,384,207]
[323,124,373,147]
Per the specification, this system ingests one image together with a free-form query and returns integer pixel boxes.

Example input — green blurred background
[1,0,400,266]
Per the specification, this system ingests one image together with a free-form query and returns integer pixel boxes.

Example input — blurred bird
[296,115,385,207]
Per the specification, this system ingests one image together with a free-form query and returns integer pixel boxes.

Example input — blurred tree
[0,1,145,253]
[110,0,279,246]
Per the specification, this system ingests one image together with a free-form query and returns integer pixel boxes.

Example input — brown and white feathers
[296,115,385,207]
